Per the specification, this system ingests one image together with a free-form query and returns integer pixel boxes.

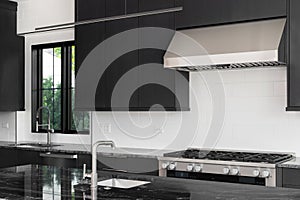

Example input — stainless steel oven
[158,149,294,187]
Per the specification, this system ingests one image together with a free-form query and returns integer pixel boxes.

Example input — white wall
[0,113,16,142]
[93,68,300,155]
[16,0,74,34]
[13,0,90,145]
[9,0,300,155]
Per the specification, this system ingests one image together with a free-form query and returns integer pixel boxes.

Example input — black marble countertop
[278,157,300,169]
[0,141,172,158]
[0,164,300,200]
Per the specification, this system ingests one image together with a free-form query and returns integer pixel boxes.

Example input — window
[32,42,89,134]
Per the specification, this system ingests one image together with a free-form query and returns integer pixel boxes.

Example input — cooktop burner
[164,149,293,164]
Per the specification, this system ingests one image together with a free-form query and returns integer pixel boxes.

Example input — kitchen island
[0,165,300,199]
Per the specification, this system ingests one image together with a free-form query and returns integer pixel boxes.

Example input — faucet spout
[35,106,53,145]
[86,140,115,199]
[92,140,115,180]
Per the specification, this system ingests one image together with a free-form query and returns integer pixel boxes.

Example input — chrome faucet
[35,106,54,145]
[83,140,116,199]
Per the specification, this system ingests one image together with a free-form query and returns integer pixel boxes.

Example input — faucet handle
[35,121,39,132]
[83,164,91,179]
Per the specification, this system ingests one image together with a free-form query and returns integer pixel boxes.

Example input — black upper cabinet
[287,0,300,110]
[75,0,190,111]
[75,0,106,109]
[0,1,24,111]
[95,0,139,110]
[175,0,287,29]
[75,0,105,68]
[106,0,138,16]
[75,0,105,21]
[138,0,189,110]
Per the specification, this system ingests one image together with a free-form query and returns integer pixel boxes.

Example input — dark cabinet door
[17,150,41,166]
[106,0,138,17]
[75,0,105,21]
[94,0,139,110]
[281,168,300,189]
[138,0,189,110]
[175,0,287,29]
[75,0,106,110]
[0,149,17,168]
[75,0,190,111]
[0,3,24,111]
[287,0,300,110]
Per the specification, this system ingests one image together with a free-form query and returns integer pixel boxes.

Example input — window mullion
[66,45,73,133]
[62,45,68,133]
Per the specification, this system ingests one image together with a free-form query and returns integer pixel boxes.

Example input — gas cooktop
[164,149,294,164]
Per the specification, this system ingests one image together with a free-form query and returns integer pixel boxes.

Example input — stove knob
[231,168,239,176]
[187,164,194,172]
[194,165,202,172]
[262,170,270,178]
[253,169,260,177]
[223,167,230,175]
[161,162,169,169]
[168,162,176,170]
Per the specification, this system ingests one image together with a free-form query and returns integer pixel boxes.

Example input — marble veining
[0,164,300,199]
[278,157,300,169]
[0,141,173,159]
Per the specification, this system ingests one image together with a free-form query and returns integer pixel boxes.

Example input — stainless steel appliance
[164,18,287,71]
[158,149,293,187]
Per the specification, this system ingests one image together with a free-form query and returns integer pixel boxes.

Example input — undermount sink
[97,179,150,189]
[10,143,61,148]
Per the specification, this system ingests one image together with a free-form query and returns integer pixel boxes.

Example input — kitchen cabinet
[0,149,41,168]
[17,150,40,166]
[94,0,139,110]
[278,168,300,189]
[77,154,158,176]
[75,0,105,72]
[0,149,17,168]
[175,0,287,29]
[99,155,159,175]
[138,0,189,110]
[0,1,24,111]
[75,0,190,111]
[287,0,300,111]
[76,0,105,21]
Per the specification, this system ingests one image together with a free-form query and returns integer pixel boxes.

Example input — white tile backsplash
[274,81,287,96]
[92,67,300,155]
[0,113,15,142]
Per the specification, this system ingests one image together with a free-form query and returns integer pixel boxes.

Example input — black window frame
[32,41,89,135]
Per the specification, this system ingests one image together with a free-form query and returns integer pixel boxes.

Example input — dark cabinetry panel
[95,1,139,110]
[0,1,24,111]
[75,0,105,21]
[175,0,287,29]
[280,168,300,189]
[0,149,17,168]
[17,150,41,166]
[138,0,189,110]
[77,154,158,175]
[287,0,300,110]
[75,0,190,111]
[106,0,138,16]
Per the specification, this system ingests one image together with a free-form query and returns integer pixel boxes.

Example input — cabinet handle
[40,152,78,159]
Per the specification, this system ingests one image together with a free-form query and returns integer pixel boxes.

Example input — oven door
[166,170,268,186]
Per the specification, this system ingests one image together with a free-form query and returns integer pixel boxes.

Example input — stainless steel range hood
[164,18,286,72]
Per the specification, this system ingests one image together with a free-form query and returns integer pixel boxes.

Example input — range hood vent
[164,18,286,72]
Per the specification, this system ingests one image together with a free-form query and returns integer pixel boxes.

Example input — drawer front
[282,168,300,186]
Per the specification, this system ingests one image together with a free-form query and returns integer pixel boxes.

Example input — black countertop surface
[0,164,300,200]
[0,141,171,158]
